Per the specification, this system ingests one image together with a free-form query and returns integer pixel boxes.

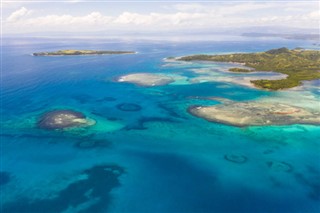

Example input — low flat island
[33,49,136,56]
[188,101,320,127]
[179,47,320,90]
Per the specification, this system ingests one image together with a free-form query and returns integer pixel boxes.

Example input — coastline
[177,48,320,90]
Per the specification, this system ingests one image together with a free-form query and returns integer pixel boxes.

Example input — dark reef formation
[96,97,117,102]
[123,116,178,131]
[74,137,111,149]
[2,165,124,213]
[294,172,320,201]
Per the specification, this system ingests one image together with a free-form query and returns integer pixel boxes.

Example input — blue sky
[2,0,319,34]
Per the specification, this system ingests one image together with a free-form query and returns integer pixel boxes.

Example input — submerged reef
[188,102,320,127]
[267,161,293,173]
[224,154,248,164]
[117,73,174,87]
[0,171,11,186]
[123,116,178,131]
[96,97,117,102]
[294,172,320,201]
[2,165,124,213]
[74,136,111,149]
[116,103,142,112]
[38,110,95,130]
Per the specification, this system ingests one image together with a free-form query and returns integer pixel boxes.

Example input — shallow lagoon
[1,38,320,213]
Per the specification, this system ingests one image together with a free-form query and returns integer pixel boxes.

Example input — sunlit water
[1,37,320,213]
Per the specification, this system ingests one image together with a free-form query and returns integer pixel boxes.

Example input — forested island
[179,48,320,90]
[33,50,136,56]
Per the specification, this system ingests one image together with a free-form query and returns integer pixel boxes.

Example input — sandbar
[117,73,174,87]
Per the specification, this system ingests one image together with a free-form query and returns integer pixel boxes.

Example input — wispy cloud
[6,7,33,22]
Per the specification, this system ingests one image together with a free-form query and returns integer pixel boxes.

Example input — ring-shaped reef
[224,154,248,164]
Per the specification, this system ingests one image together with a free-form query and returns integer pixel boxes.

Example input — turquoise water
[1,37,320,213]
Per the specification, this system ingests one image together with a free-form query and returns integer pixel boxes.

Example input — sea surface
[1,37,320,213]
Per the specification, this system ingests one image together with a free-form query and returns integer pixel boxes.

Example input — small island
[38,110,95,130]
[33,49,136,56]
[179,48,320,90]
[188,102,320,127]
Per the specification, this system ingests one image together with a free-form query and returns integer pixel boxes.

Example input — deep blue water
[1,37,320,213]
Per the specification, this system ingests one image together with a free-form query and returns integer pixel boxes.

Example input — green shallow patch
[86,117,124,133]
[165,74,190,85]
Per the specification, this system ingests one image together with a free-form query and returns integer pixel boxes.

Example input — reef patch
[75,138,111,149]
[116,103,142,112]
[294,173,320,201]
[123,116,177,130]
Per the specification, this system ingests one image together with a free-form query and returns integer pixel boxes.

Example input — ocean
[1,37,320,213]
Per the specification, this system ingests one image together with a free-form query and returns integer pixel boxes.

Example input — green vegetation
[33,49,136,56]
[228,67,254,73]
[179,47,320,90]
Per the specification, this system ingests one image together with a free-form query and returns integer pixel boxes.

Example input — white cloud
[6,7,33,22]
[3,2,319,34]
[115,12,151,25]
